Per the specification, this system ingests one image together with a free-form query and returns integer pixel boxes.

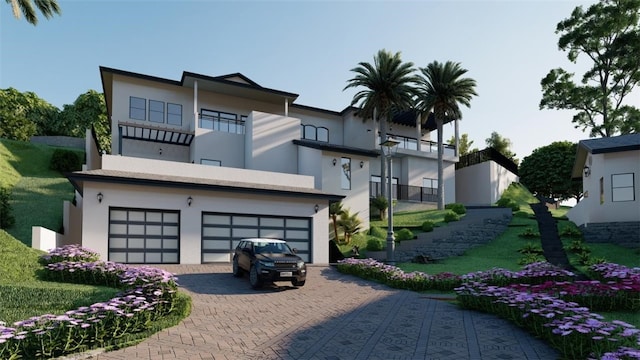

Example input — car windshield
[254,242,292,255]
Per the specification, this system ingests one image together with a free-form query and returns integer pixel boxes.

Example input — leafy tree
[59,90,110,152]
[448,133,477,156]
[344,50,419,197]
[6,0,61,25]
[485,131,518,164]
[0,88,59,136]
[519,141,583,202]
[540,0,640,137]
[417,61,477,210]
[0,107,37,141]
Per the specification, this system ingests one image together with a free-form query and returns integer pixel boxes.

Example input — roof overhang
[293,139,380,158]
[67,169,344,201]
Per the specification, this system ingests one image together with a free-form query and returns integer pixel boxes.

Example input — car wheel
[291,279,306,287]
[249,265,263,289]
[232,257,244,277]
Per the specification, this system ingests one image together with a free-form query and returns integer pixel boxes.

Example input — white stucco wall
[245,111,300,174]
[568,151,640,226]
[81,183,329,264]
[192,129,245,168]
[455,161,518,206]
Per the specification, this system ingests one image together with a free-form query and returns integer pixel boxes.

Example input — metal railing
[456,147,519,175]
[381,134,456,156]
[370,182,438,203]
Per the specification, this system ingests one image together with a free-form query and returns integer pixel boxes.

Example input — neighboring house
[455,148,519,206]
[567,133,640,248]
[33,66,459,265]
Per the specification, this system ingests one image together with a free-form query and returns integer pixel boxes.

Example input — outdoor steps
[530,201,572,268]
[393,207,512,262]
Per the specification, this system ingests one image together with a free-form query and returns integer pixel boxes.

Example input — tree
[370,195,388,220]
[417,61,477,210]
[344,49,419,197]
[337,210,362,245]
[6,0,61,25]
[59,90,110,152]
[448,133,477,156]
[329,201,345,242]
[485,131,518,164]
[0,107,37,141]
[540,0,640,137]
[0,87,59,138]
[519,141,583,202]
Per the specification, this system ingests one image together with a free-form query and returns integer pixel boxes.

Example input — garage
[202,212,311,263]
[108,207,180,264]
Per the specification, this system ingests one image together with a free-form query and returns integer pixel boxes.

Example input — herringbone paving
[75,265,558,360]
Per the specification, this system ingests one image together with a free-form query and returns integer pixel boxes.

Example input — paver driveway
[88,264,558,360]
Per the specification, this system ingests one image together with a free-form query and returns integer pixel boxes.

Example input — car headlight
[297,261,305,268]
[259,261,275,267]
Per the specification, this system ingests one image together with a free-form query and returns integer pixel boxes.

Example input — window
[129,97,146,120]
[341,157,351,190]
[422,178,438,195]
[167,103,182,125]
[201,159,222,166]
[200,109,245,134]
[301,124,329,142]
[149,100,165,123]
[612,173,635,202]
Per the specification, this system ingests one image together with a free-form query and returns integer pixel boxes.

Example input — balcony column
[416,112,422,152]
[454,119,459,157]
[193,80,198,129]
[284,98,289,117]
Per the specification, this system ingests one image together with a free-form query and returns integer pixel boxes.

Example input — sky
[2,0,631,160]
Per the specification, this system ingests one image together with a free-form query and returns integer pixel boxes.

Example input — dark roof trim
[590,143,640,154]
[293,139,380,158]
[67,172,345,201]
[290,103,342,117]
[100,66,181,86]
[181,71,299,99]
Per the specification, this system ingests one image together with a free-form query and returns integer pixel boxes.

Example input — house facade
[567,133,640,248]
[454,148,519,206]
[37,67,459,265]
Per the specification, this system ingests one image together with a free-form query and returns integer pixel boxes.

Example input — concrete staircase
[392,207,513,262]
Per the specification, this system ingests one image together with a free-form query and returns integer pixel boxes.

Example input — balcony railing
[456,147,519,175]
[381,134,456,156]
[370,182,438,203]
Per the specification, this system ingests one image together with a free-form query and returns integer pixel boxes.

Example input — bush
[50,149,82,173]
[366,238,384,251]
[369,226,387,239]
[421,220,434,232]
[445,203,466,215]
[559,225,582,238]
[443,211,460,223]
[518,227,540,238]
[370,195,389,220]
[518,253,545,265]
[513,211,530,218]
[395,228,414,242]
[496,197,520,211]
[518,242,543,255]
[0,187,15,229]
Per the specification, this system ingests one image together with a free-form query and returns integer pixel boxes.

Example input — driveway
[88,264,558,360]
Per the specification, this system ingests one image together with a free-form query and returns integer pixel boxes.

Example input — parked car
[232,238,307,289]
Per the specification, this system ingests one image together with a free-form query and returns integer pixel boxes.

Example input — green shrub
[514,211,530,218]
[369,226,387,239]
[565,240,590,254]
[445,203,467,215]
[518,253,545,265]
[370,196,388,220]
[0,187,15,229]
[50,149,82,173]
[366,238,384,251]
[559,225,582,238]
[443,211,460,223]
[496,197,520,211]
[518,227,540,238]
[518,242,544,255]
[421,220,434,232]
[395,228,414,242]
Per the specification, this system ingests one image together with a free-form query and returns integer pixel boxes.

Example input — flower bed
[336,258,640,359]
[0,245,183,359]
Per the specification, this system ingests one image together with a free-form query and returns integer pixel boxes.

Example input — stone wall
[579,222,640,249]
[30,136,85,150]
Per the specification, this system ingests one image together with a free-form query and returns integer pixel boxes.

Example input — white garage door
[108,208,180,264]
[201,212,311,263]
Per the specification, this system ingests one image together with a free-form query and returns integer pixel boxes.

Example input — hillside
[0,139,82,245]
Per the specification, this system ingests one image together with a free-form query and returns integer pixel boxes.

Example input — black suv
[232,238,307,289]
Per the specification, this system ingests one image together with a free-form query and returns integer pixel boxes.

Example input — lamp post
[380,137,400,265]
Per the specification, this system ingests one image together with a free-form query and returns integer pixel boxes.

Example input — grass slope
[0,139,81,245]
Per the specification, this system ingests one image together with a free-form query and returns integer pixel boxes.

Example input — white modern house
[454,148,519,206]
[567,133,640,248]
[33,66,460,265]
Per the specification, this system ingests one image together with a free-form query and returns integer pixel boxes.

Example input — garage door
[108,208,180,264]
[201,212,311,263]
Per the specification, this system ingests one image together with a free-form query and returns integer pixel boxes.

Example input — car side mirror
[292,248,298,254]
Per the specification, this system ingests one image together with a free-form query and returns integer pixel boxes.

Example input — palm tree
[329,201,345,242]
[344,49,419,197]
[6,0,61,25]
[417,61,477,210]
[337,210,362,245]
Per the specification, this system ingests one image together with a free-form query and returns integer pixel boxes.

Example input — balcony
[382,134,456,157]
[370,182,438,203]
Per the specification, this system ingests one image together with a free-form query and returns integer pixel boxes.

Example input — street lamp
[380,136,400,265]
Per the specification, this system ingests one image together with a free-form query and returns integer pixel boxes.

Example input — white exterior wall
[455,161,519,206]
[568,151,640,226]
[343,112,376,149]
[80,183,329,264]
[298,146,323,189]
[290,108,344,146]
[245,111,299,173]
[192,129,245,168]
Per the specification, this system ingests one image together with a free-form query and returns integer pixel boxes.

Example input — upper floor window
[129,97,146,120]
[301,124,329,142]
[149,100,165,123]
[167,103,182,126]
[341,157,351,190]
[200,109,245,134]
[612,173,635,202]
